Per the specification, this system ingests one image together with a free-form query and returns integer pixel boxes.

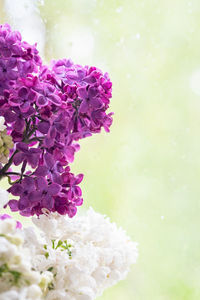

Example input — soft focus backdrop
[1,0,200,299]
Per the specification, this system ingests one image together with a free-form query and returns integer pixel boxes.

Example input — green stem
[0,149,19,180]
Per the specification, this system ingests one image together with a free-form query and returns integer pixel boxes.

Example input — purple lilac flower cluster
[0,24,113,217]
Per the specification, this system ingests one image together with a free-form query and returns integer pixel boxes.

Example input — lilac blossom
[0,23,113,218]
[13,142,41,168]
[0,57,18,83]
[9,86,37,113]
[30,177,61,211]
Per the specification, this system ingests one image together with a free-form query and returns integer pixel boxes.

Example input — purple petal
[28,90,36,102]
[102,81,112,90]
[16,142,28,152]
[84,75,96,84]
[29,148,41,154]
[22,177,35,191]
[35,177,48,191]
[27,153,40,169]
[38,121,50,134]
[48,183,61,196]
[20,209,32,217]
[44,152,54,169]
[9,97,21,106]
[73,186,82,196]
[20,101,30,113]
[16,221,22,229]
[67,71,78,80]
[0,214,11,220]
[18,87,28,98]
[24,106,35,117]
[67,204,77,218]
[48,94,62,105]
[50,127,56,139]
[28,191,41,202]
[75,174,84,185]
[12,44,22,56]
[65,146,75,163]
[75,197,83,206]
[8,200,19,211]
[6,32,17,45]
[9,183,23,196]
[37,95,47,107]
[52,172,62,185]
[7,58,17,68]
[79,99,89,113]
[77,86,88,99]
[18,197,29,210]
[42,195,54,210]
[67,189,73,200]
[90,97,103,110]
[44,136,54,148]
[88,86,98,98]
[34,166,48,176]
[14,118,25,132]
[13,152,24,165]
[8,70,18,80]
[4,110,16,123]
[1,48,11,58]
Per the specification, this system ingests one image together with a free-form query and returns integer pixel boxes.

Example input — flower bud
[0,130,14,164]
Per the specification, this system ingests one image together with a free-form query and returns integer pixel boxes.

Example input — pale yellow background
[1,0,200,299]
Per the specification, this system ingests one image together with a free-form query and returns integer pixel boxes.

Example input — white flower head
[0,215,52,300]
[32,208,138,300]
[0,201,138,300]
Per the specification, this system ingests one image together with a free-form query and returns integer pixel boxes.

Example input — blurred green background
[1,0,200,299]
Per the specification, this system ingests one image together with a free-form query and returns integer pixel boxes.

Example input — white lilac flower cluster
[0,188,138,300]
[32,208,138,300]
[0,189,52,300]
[0,214,52,300]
